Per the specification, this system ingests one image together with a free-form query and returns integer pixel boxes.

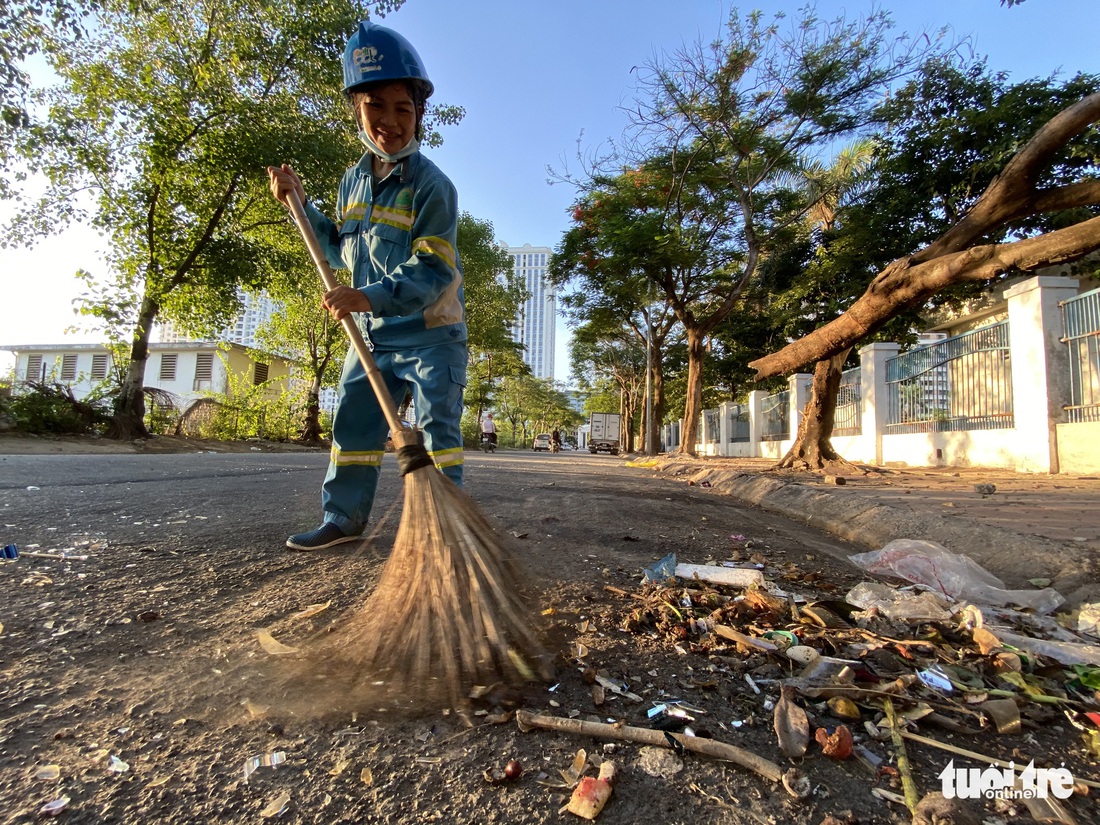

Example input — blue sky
[2,0,1098,380]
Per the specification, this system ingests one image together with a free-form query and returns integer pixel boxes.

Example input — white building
[506,243,556,380]
[157,290,338,417]
[4,341,292,407]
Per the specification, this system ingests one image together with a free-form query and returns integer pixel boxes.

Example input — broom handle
[285,190,406,437]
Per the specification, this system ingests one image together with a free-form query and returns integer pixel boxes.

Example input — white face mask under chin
[358,130,420,164]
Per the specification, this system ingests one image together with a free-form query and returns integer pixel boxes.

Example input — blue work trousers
[321,341,467,534]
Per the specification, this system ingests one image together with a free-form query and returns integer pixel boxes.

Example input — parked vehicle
[588,413,621,455]
[532,433,552,452]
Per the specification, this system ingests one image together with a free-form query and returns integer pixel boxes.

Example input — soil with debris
[0,437,1097,824]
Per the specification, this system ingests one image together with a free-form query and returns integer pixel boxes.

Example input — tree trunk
[643,339,667,454]
[776,348,861,472]
[106,294,158,440]
[678,327,705,456]
[619,387,634,454]
[297,374,325,444]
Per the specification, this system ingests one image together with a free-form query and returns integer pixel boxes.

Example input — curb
[640,457,1099,605]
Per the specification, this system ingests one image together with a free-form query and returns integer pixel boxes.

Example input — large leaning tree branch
[749,91,1100,380]
[750,215,1100,378]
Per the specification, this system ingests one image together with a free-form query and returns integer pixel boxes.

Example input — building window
[253,362,269,384]
[193,352,214,390]
[91,354,109,380]
[60,354,78,381]
[195,353,213,381]
[159,353,178,381]
[25,354,43,381]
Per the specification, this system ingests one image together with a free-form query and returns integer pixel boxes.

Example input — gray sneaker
[286,523,361,551]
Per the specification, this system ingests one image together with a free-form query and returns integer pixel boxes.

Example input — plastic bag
[845,582,954,622]
[848,539,1064,615]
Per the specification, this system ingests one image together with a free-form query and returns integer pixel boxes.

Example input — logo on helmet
[353,46,382,75]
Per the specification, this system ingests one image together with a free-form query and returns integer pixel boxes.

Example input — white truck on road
[588,412,622,455]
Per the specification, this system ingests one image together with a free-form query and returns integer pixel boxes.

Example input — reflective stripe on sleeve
[412,235,457,271]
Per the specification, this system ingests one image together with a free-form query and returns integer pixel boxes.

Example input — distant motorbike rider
[551,428,561,452]
[481,412,497,447]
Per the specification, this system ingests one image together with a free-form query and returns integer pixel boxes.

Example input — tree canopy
[1,0,449,437]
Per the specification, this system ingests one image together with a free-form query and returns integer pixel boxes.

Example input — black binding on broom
[397,443,435,476]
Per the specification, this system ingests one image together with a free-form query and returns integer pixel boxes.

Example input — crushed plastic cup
[39,797,70,817]
[36,765,61,781]
[243,751,287,781]
[260,791,291,818]
[107,755,130,773]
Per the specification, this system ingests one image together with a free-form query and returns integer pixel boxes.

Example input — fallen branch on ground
[515,710,791,790]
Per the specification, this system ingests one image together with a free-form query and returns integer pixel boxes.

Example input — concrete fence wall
[661,275,1099,474]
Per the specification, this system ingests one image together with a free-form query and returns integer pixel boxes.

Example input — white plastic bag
[848,539,1064,615]
[845,582,954,622]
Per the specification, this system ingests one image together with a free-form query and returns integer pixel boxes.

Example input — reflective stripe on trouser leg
[320,347,407,533]
[391,342,467,487]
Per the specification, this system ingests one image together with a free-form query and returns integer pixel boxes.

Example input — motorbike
[550,438,561,454]
[480,432,497,453]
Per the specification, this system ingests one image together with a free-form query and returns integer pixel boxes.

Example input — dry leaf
[774,687,809,757]
[290,601,331,620]
[256,630,298,655]
[973,627,1002,655]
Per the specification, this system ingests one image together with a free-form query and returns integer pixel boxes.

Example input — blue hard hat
[342,21,433,98]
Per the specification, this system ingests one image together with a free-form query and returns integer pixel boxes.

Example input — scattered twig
[603,585,645,601]
[883,697,920,814]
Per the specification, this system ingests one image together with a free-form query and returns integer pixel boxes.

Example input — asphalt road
[0,449,866,584]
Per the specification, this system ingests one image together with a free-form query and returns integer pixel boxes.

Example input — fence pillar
[1006,275,1079,473]
[789,373,813,440]
[718,402,731,457]
[747,390,766,457]
[860,342,900,466]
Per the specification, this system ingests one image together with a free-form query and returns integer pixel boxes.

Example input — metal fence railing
[703,408,721,444]
[760,390,789,441]
[833,367,862,436]
[886,321,1013,434]
[728,402,750,442]
[1062,286,1100,423]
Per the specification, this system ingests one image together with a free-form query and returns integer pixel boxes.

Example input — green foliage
[553,6,943,450]
[490,374,581,444]
[460,212,527,355]
[8,380,112,434]
[182,356,307,441]
[457,211,528,415]
[253,284,347,440]
[2,0,434,431]
[871,59,1100,249]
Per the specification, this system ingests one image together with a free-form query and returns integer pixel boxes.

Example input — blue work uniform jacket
[303,151,466,352]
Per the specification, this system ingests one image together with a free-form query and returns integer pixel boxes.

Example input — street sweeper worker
[267,21,466,551]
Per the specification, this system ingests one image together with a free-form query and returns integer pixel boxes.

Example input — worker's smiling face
[355,82,417,155]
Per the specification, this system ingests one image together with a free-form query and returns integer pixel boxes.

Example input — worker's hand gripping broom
[285,191,550,708]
